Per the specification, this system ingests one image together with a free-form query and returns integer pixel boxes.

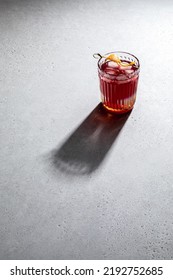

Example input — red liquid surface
[99,60,139,113]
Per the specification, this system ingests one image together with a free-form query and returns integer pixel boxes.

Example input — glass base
[103,103,133,114]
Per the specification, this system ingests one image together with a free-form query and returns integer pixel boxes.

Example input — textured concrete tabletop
[0,0,173,259]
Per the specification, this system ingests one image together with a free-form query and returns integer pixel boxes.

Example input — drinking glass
[97,51,140,114]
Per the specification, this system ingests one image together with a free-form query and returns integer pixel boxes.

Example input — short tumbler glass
[98,51,140,114]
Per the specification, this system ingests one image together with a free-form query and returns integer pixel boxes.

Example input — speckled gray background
[0,0,173,259]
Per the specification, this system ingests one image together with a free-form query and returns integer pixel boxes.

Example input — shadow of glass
[52,103,131,175]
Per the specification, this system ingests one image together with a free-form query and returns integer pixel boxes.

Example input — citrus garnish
[105,54,135,67]
[105,54,121,64]
[93,52,136,67]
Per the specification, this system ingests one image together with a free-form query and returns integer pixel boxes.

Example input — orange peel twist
[104,54,135,67]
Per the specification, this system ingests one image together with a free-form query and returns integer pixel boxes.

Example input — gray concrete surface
[0,0,173,259]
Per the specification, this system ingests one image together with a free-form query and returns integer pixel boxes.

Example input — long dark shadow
[52,103,131,175]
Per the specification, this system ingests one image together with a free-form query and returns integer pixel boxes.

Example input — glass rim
[98,51,140,77]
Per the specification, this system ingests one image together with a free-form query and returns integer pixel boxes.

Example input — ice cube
[116,74,128,81]
[119,65,132,71]
[107,60,119,68]
[124,69,134,78]
[125,69,134,74]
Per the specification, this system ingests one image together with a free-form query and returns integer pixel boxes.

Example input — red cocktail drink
[98,52,140,114]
